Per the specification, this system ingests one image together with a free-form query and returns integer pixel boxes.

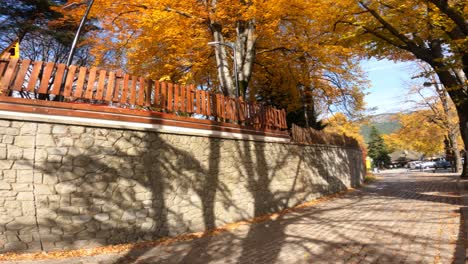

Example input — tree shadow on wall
[7,126,238,260]
[234,143,362,263]
[3,124,367,264]
[155,141,363,263]
[118,161,460,264]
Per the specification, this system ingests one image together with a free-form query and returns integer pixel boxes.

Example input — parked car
[420,161,436,169]
[408,161,422,169]
[434,159,451,169]
[408,160,435,170]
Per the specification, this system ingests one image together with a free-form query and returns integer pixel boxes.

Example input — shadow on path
[99,172,464,264]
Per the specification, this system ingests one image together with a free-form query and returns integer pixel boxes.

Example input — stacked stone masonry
[0,119,364,253]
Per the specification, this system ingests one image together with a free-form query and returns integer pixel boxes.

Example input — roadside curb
[456,177,468,263]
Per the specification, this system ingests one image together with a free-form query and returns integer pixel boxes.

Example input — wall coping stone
[0,110,290,143]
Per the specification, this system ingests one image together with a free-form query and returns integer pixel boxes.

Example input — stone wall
[0,119,364,253]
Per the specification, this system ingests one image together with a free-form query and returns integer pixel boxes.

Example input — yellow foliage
[383,111,446,156]
[324,113,366,148]
[59,0,368,113]
[328,0,467,68]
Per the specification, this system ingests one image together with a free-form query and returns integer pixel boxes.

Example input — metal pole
[231,45,239,98]
[66,0,95,67]
[57,0,94,102]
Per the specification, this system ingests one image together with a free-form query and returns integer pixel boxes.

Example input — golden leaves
[59,0,367,113]
[384,111,446,156]
[324,113,366,147]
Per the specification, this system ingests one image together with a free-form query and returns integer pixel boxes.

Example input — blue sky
[360,58,418,115]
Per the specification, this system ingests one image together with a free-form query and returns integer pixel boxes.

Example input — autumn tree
[60,0,366,119]
[408,65,463,171]
[324,112,366,147]
[329,0,468,176]
[383,112,447,156]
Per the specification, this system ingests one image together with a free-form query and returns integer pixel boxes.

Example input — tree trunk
[211,23,235,96]
[436,84,462,173]
[440,97,467,177]
[448,131,461,172]
[459,109,468,177]
[430,61,467,177]
[210,19,256,97]
[235,20,256,97]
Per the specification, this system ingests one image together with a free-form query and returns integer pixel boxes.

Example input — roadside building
[389,150,421,168]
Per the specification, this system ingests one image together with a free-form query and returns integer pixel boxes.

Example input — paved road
[2,170,466,263]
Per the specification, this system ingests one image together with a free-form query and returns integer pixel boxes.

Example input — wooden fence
[0,59,287,131]
[291,124,360,148]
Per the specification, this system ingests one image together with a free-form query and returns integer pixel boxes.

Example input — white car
[420,161,435,169]
[408,161,421,169]
[408,161,435,170]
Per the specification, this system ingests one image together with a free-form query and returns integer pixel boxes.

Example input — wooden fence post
[137,77,146,106]
[160,82,167,111]
[180,84,186,112]
[167,82,173,111]
[12,59,31,92]
[0,58,19,95]
[95,70,107,100]
[174,84,180,111]
[104,71,116,102]
[120,73,130,104]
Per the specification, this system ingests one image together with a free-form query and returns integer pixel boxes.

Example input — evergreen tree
[368,126,391,168]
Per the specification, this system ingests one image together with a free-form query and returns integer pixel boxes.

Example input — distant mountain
[360,113,401,143]
[368,113,399,123]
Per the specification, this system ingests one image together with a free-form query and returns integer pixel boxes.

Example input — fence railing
[0,59,287,131]
[291,124,360,148]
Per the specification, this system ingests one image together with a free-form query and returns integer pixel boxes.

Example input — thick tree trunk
[211,23,235,96]
[210,19,256,97]
[459,111,468,177]
[235,20,256,97]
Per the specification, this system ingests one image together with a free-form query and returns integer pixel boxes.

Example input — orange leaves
[58,0,367,114]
